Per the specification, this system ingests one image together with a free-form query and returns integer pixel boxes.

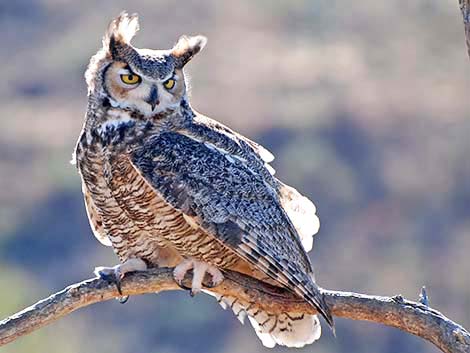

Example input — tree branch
[0,268,468,352]
[460,0,470,58]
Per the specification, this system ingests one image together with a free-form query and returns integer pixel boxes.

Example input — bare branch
[460,0,470,59]
[0,268,468,352]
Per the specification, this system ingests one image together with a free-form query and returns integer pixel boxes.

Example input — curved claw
[204,278,217,289]
[117,295,129,304]
[175,280,193,293]
[173,259,224,297]
[94,259,148,304]
[95,267,124,296]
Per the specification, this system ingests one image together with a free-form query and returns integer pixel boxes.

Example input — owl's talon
[190,286,204,297]
[206,266,224,288]
[175,280,192,292]
[204,279,216,288]
[173,258,224,296]
[93,258,148,301]
[118,295,129,304]
[95,266,124,295]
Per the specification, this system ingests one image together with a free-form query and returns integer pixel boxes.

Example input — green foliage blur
[0,1,469,352]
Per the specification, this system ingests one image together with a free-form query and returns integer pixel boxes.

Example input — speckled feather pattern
[75,100,330,322]
[74,12,332,348]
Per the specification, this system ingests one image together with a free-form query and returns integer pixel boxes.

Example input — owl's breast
[78,139,163,260]
[76,133,241,269]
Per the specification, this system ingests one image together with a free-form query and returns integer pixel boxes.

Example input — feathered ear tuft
[171,35,207,68]
[103,11,139,57]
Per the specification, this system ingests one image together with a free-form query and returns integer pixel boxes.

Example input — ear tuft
[103,11,140,49]
[171,35,207,67]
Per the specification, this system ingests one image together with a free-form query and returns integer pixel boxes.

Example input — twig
[419,286,429,306]
[459,0,470,59]
[0,268,468,352]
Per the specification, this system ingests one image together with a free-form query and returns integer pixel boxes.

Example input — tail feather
[248,312,321,348]
[206,292,322,348]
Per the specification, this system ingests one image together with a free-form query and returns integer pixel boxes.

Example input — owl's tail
[205,292,322,348]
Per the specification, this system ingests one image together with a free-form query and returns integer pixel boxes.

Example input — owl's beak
[145,85,159,111]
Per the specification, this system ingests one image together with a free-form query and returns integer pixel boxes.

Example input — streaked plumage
[73,12,333,347]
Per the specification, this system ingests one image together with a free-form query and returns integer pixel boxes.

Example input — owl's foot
[173,258,224,296]
[94,258,148,303]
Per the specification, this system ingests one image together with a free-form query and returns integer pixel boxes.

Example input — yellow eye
[120,74,141,85]
[163,78,175,90]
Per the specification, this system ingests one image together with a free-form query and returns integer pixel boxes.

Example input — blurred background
[1,1,469,352]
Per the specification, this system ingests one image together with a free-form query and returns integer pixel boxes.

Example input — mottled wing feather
[195,114,275,163]
[83,187,112,246]
[189,115,276,179]
[184,115,319,252]
[130,131,332,325]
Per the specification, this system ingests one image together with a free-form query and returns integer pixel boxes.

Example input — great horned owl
[73,12,333,348]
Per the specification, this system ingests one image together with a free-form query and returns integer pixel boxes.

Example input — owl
[73,12,333,348]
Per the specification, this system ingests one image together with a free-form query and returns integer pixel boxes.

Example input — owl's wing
[130,131,332,326]
[183,115,320,252]
[83,187,112,246]
[191,113,275,164]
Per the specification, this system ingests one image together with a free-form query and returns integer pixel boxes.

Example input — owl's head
[86,12,206,117]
